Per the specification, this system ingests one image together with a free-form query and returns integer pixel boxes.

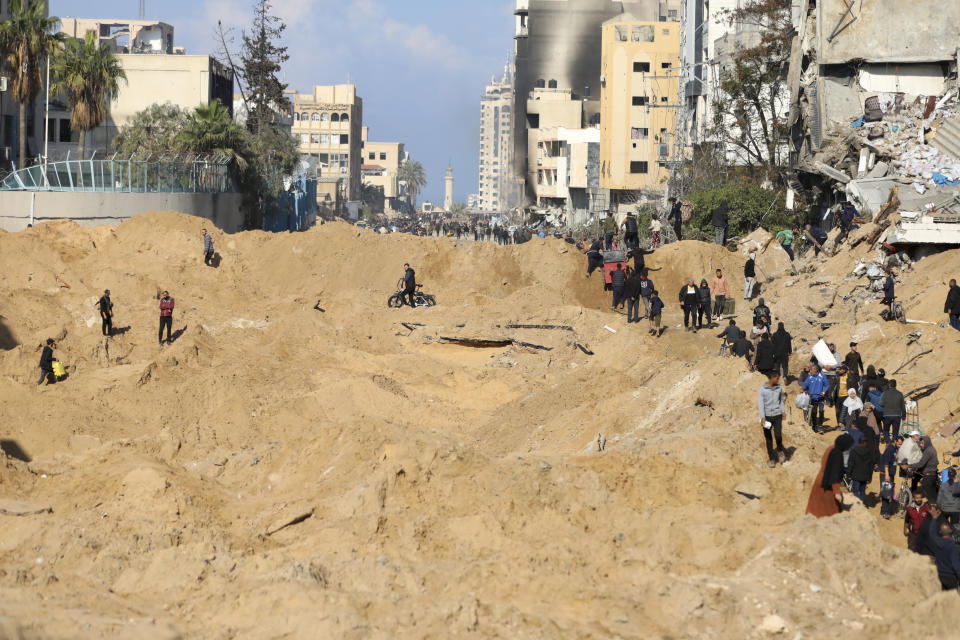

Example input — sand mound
[1,212,959,638]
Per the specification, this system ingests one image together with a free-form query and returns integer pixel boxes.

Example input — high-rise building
[511,0,678,205]
[599,13,681,201]
[477,65,514,213]
[290,85,364,206]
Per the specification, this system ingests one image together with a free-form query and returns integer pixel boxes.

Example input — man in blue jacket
[881,270,896,307]
[934,522,960,590]
[802,363,830,433]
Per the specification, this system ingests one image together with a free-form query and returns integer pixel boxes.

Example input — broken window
[632,25,655,42]
[632,96,649,106]
[320,113,330,122]
[630,161,649,174]
[633,62,650,73]
[615,26,628,42]
[631,128,649,139]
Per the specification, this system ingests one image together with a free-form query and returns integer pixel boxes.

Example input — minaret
[444,166,454,211]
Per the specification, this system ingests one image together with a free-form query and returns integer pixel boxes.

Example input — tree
[450,202,467,217]
[0,0,63,168]
[239,0,289,136]
[686,179,795,240]
[50,31,126,164]
[177,99,250,169]
[113,103,190,157]
[398,160,426,207]
[360,180,384,213]
[710,0,792,182]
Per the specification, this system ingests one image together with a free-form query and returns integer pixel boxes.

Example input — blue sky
[51,1,516,204]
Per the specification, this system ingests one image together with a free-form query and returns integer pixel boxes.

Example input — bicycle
[388,282,437,308]
[881,297,906,323]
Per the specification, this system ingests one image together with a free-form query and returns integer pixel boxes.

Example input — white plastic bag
[796,392,811,410]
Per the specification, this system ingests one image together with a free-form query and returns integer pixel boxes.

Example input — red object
[603,261,625,285]
[159,298,175,317]
[882,242,897,253]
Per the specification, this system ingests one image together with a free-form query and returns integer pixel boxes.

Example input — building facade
[59,18,178,55]
[360,126,407,213]
[477,66,514,213]
[599,13,681,200]
[290,85,363,204]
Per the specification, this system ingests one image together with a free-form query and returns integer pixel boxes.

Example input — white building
[477,64,514,213]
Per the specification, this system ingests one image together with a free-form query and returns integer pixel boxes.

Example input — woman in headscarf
[842,388,864,429]
[806,434,854,518]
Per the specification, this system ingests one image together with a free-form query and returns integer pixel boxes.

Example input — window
[321,112,330,122]
[632,96,649,106]
[331,113,340,122]
[630,161,649,174]
[633,62,650,73]
[379,152,387,160]
[340,113,349,122]
[631,127,649,139]
[615,26,628,42]
[632,25,655,42]
[311,113,321,122]
[537,170,543,184]
[340,134,349,144]
[59,119,71,143]
[320,134,329,144]
[369,152,376,160]
[47,118,57,142]
[661,62,672,69]
[301,112,308,121]
[661,96,669,103]
[330,153,340,168]
[310,134,320,144]
[301,134,310,144]
[293,112,300,121]
[662,29,670,35]
[548,79,557,89]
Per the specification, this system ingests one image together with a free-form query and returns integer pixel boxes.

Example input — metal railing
[0,153,236,193]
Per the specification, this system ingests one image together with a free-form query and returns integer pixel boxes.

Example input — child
[648,289,664,337]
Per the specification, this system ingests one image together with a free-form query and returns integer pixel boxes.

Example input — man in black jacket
[610,264,626,310]
[770,322,792,380]
[754,333,776,376]
[945,279,960,331]
[37,338,55,385]
[744,253,756,300]
[732,330,754,368]
[667,198,683,241]
[696,279,711,329]
[585,239,603,278]
[624,269,642,323]
[880,380,907,444]
[718,319,739,355]
[97,289,114,337]
[402,263,417,307]
[679,279,699,331]
[711,200,729,245]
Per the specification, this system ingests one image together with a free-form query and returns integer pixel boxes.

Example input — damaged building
[788,0,960,249]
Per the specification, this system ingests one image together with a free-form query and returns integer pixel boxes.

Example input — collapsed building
[787,0,960,250]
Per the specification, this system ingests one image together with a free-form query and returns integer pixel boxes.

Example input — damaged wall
[818,0,960,64]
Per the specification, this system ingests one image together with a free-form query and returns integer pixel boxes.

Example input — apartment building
[599,13,681,201]
[290,84,363,204]
[360,126,407,213]
[477,65,514,212]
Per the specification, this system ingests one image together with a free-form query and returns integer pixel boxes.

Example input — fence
[0,154,235,193]
[263,175,318,232]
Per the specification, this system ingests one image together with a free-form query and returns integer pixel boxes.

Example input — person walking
[909,436,940,505]
[696,279,712,329]
[158,291,175,346]
[37,338,56,386]
[881,270,896,307]
[879,380,906,443]
[944,279,960,331]
[776,228,796,261]
[755,333,777,377]
[804,224,828,257]
[649,214,662,249]
[610,263,626,311]
[711,200,729,246]
[97,289,114,338]
[624,267,642,323]
[879,435,903,519]
[667,197,683,241]
[679,279,699,331]
[602,212,617,250]
[938,468,960,525]
[402,263,417,308]
[771,322,792,381]
[711,269,729,319]
[202,228,214,267]
[848,437,874,503]
[744,252,756,300]
[806,434,854,517]
[802,363,830,433]
[758,371,787,468]
[648,290,664,337]
[621,212,639,249]
[639,270,655,319]
[843,341,865,382]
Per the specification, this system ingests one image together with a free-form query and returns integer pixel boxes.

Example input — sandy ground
[1,211,959,639]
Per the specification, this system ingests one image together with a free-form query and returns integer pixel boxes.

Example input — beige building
[477,66,514,212]
[289,85,363,204]
[599,14,681,200]
[59,18,178,55]
[525,87,591,205]
[360,127,407,213]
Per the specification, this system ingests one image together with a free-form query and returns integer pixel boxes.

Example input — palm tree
[397,159,426,207]
[0,0,63,168]
[450,202,467,217]
[177,99,251,169]
[360,180,383,212]
[50,31,126,165]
